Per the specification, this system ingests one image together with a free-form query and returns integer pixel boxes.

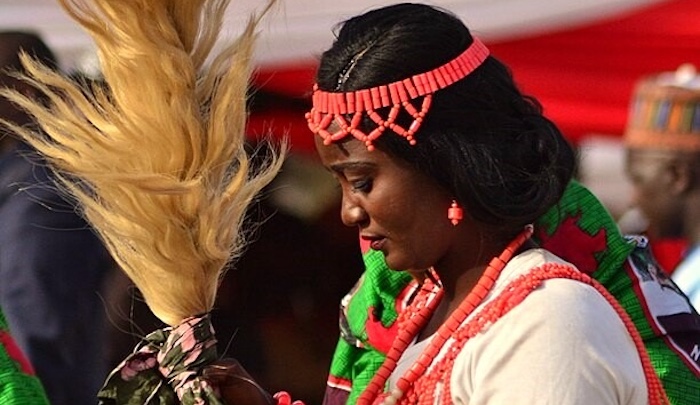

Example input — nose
[340,193,368,227]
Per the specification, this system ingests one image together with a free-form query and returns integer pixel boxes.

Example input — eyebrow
[329,161,376,173]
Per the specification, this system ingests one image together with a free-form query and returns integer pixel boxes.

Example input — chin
[384,255,421,274]
[382,255,405,272]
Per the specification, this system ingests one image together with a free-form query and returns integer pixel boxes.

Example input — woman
[308,3,668,404]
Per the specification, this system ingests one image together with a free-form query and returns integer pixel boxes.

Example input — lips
[361,234,386,251]
[370,239,386,251]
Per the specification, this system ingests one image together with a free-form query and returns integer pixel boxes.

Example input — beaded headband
[306,38,490,150]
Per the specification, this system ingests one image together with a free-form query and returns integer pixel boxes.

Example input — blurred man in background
[624,63,700,309]
[0,31,113,405]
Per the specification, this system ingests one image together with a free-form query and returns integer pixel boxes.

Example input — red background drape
[248,0,700,153]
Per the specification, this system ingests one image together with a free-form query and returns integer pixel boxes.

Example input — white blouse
[389,248,648,404]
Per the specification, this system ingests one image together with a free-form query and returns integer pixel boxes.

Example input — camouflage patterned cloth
[0,307,49,405]
[323,180,700,405]
[98,315,224,405]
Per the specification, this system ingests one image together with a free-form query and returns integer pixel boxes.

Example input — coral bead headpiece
[306,38,489,150]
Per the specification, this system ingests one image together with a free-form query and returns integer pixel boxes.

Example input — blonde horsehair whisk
[0,0,285,327]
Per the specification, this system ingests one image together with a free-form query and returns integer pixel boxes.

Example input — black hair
[0,31,58,73]
[316,3,575,235]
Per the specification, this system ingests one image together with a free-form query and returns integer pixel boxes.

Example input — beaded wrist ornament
[306,38,490,150]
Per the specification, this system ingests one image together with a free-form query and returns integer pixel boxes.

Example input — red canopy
[248,0,700,153]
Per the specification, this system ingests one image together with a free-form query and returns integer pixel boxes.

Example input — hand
[273,391,306,405]
[202,358,275,405]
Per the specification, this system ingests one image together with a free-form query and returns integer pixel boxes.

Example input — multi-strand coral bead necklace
[357,224,669,405]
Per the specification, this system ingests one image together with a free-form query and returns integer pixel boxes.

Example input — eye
[628,174,643,185]
[350,178,373,193]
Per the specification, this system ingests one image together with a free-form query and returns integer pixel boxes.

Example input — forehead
[315,135,384,166]
[627,147,678,163]
[314,135,423,180]
[625,148,675,175]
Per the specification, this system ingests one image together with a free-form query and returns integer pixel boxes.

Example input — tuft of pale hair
[0,0,285,326]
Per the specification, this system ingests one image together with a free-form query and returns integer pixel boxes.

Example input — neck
[424,236,535,339]
[433,231,526,299]
[436,262,487,309]
[417,264,485,341]
[684,192,700,245]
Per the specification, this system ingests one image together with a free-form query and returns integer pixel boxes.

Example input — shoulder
[491,249,636,358]
[488,252,632,351]
[451,250,648,404]
[494,247,573,287]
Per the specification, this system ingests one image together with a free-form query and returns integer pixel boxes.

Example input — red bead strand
[356,226,533,405]
[416,263,669,405]
[356,278,444,405]
[358,227,669,405]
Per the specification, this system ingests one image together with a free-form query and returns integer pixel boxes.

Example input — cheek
[393,192,452,245]
[629,169,662,205]
[632,185,661,218]
[631,183,653,205]
[369,193,410,234]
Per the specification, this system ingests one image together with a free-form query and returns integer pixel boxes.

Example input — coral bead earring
[448,200,463,226]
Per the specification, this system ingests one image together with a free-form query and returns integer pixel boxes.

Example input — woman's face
[315,136,458,272]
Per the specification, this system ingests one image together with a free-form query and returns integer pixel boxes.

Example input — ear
[667,158,693,195]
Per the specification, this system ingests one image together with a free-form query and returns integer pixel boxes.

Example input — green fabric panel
[0,373,50,405]
[0,309,50,405]
[536,181,698,402]
[348,345,387,405]
[535,182,653,337]
[535,180,635,283]
[327,248,411,403]
[345,249,412,346]
[646,339,699,405]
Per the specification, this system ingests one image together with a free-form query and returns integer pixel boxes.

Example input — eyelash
[350,178,372,193]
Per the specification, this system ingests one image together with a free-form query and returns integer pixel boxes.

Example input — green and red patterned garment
[323,181,700,405]
[0,308,49,405]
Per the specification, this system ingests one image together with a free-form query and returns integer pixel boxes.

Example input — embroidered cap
[624,64,700,150]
